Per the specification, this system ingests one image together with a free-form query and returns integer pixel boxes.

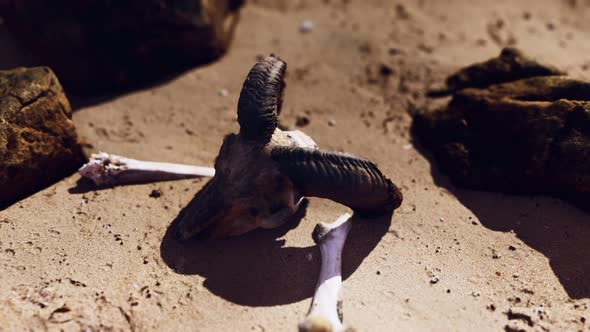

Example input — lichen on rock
[0,67,85,208]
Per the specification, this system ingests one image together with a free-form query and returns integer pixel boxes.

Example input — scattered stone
[430,275,440,284]
[492,250,502,259]
[416,48,590,211]
[218,89,229,97]
[149,189,162,198]
[300,20,315,33]
[508,245,517,251]
[328,119,336,127]
[379,64,394,76]
[429,47,564,95]
[506,308,534,327]
[295,115,311,127]
[0,67,85,208]
[504,324,526,332]
[1,0,244,93]
[487,303,496,311]
[395,4,411,20]
[388,47,402,56]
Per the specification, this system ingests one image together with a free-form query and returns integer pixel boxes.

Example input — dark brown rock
[0,67,85,208]
[0,0,244,93]
[428,47,564,96]
[416,49,590,210]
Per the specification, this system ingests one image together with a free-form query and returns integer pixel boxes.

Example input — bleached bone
[79,152,215,186]
[300,213,355,332]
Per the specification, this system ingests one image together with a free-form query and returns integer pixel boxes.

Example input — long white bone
[79,152,215,186]
[300,213,355,332]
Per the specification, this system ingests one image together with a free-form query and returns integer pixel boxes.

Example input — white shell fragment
[79,152,215,186]
[300,20,315,33]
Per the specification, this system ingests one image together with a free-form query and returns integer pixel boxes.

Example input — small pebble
[305,253,313,262]
[430,275,440,284]
[402,144,412,150]
[388,47,402,55]
[149,189,162,198]
[218,89,229,97]
[296,115,310,127]
[300,20,314,33]
[328,119,336,127]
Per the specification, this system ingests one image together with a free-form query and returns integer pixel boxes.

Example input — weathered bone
[79,152,215,186]
[300,213,355,332]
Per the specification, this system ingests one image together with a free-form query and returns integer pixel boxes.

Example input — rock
[415,49,590,211]
[0,0,244,93]
[429,47,564,96]
[0,67,85,208]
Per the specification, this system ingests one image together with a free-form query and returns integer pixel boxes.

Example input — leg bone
[79,152,215,186]
[300,213,355,332]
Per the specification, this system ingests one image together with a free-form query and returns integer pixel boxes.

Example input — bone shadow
[410,126,590,300]
[159,201,393,307]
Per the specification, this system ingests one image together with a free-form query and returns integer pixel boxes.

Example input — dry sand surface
[1,0,590,331]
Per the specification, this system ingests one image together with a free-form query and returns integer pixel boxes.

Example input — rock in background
[415,48,590,210]
[0,67,85,208]
[0,0,244,93]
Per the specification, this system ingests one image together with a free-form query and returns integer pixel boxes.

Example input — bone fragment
[300,213,355,332]
[79,152,215,186]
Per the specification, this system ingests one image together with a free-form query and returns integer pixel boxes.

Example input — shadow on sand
[0,26,213,110]
[411,128,590,300]
[159,200,393,306]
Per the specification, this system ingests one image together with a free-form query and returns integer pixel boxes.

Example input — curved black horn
[270,146,403,217]
[237,55,287,143]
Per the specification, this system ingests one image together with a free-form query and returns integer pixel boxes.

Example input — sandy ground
[1,0,590,331]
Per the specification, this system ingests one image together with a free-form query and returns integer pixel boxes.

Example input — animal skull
[175,55,403,239]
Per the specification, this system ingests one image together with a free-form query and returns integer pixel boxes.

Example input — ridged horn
[237,55,287,143]
[270,146,403,217]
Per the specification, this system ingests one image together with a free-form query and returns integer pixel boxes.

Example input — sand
[1,0,589,331]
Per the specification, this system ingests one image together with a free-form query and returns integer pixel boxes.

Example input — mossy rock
[0,67,85,208]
